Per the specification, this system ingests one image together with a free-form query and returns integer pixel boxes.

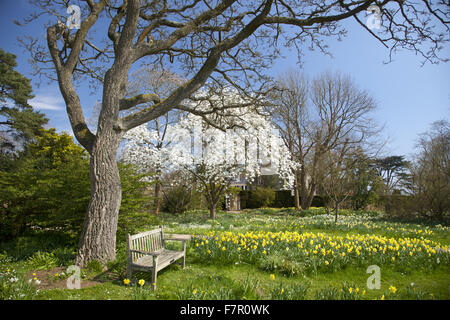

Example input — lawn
[1,208,449,300]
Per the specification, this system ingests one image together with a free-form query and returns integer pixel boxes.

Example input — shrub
[240,187,276,209]
[118,163,154,216]
[273,190,295,208]
[249,187,275,208]
[86,260,104,274]
[311,195,326,207]
[383,195,418,218]
[162,185,194,214]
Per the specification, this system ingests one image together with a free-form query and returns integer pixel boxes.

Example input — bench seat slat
[131,249,184,271]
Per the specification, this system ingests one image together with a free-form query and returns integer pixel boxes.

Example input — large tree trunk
[75,66,126,267]
[75,133,123,267]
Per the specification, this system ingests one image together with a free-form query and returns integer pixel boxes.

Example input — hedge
[239,189,326,209]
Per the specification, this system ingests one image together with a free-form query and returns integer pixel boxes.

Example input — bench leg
[127,265,133,281]
[181,255,186,269]
[152,269,157,291]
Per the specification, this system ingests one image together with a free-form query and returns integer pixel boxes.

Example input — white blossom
[122,91,295,190]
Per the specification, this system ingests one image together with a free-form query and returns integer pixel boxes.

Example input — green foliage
[27,251,59,270]
[86,260,104,274]
[240,187,276,209]
[258,253,305,276]
[162,185,194,214]
[310,195,326,207]
[118,162,154,216]
[171,273,262,300]
[374,155,409,193]
[189,188,209,211]
[243,190,325,209]
[251,187,276,208]
[0,267,37,300]
[0,129,90,240]
[269,281,310,300]
[383,194,418,218]
[0,129,155,241]
[0,48,48,156]
[401,285,429,300]
[161,184,207,214]
[313,283,363,300]
[347,151,383,210]
[272,190,295,208]
[314,287,341,300]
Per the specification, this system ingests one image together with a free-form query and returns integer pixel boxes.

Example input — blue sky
[1,1,448,160]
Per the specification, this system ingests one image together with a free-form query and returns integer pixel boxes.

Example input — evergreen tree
[0,48,48,159]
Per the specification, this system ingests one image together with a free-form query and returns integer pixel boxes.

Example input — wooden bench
[126,226,190,290]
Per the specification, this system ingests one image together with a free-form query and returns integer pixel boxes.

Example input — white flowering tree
[118,67,184,215]
[123,91,294,219]
[121,120,175,215]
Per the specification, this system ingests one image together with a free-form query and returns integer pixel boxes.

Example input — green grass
[1,208,449,300]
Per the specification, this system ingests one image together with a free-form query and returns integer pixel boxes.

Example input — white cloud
[29,95,64,111]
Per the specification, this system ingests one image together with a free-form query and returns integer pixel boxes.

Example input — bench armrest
[163,236,188,252]
[163,234,191,242]
[163,238,187,243]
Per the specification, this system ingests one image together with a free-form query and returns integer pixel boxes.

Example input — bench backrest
[127,226,164,262]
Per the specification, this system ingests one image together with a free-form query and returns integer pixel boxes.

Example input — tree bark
[209,205,216,220]
[154,180,161,215]
[75,132,123,267]
[75,64,126,267]
[335,203,339,223]
[299,166,316,210]
[207,188,218,220]
[293,169,300,210]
